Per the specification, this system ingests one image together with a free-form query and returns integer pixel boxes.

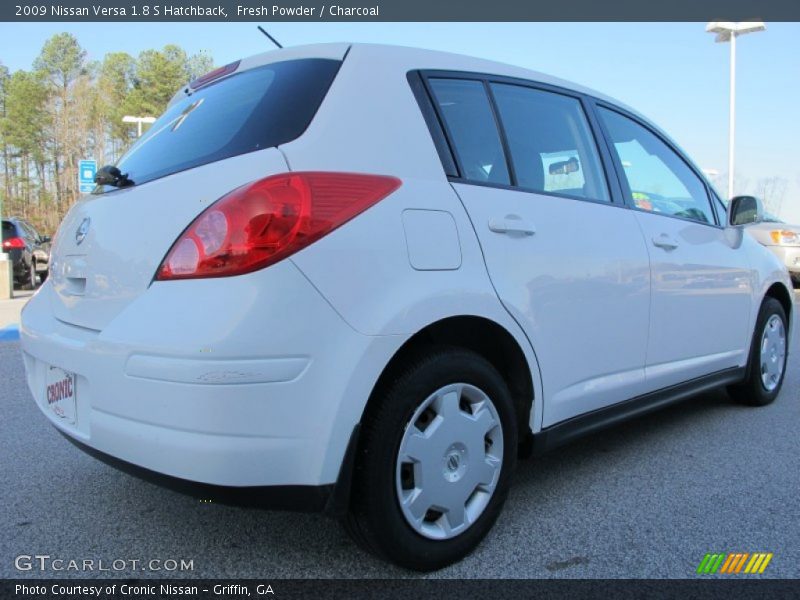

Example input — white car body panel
[743,230,797,339]
[633,211,754,388]
[19,42,793,495]
[288,179,546,433]
[49,148,289,331]
[452,184,651,427]
[23,260,404,486]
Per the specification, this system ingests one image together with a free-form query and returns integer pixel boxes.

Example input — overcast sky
[2,22,799,221]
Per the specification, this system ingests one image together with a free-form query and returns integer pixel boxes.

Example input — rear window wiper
[95,165,135,188]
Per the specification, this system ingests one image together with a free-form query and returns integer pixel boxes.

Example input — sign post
[0,189,11,299]
[79,159,97,194]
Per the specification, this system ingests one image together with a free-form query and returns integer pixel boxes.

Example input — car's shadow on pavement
[87,385,763,578]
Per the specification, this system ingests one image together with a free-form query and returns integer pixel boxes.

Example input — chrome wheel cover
[395,383,504,540]
[760,314,786,392]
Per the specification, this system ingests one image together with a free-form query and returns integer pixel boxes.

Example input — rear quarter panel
[280,45,545,431]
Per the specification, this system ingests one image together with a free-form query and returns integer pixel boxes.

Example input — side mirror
[40,236,51,243]
[728,195,763,227]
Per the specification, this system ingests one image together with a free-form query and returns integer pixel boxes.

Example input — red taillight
[156,172,401,281]
[2,237,25,249]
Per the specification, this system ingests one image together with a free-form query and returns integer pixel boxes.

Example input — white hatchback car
[21,43,793,570]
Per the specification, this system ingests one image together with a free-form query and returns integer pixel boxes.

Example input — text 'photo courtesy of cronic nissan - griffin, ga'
[20,42,792,571]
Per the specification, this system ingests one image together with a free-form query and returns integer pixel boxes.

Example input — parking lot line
[0,324,19,342]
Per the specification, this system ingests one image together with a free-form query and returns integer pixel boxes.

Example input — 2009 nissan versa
[21,43,792,570]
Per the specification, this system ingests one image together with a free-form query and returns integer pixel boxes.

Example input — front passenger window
[598,107,715,225]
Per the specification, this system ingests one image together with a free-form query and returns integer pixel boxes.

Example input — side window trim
[484,80,519,187]
[709,187,728,226]
[419,69,624,208]
[420,72,495,183]
[407,71,459,178]
[579,95,626,205]
[590,100,722,228]
[587,100,639,211]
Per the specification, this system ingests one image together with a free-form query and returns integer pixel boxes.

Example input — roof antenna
[257,26,283,49]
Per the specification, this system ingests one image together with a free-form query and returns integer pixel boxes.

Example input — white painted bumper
[20,260,395,487]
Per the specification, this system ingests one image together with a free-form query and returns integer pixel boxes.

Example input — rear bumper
[56,427,335,511]
[21,260,397,490]
[6,248,25,278]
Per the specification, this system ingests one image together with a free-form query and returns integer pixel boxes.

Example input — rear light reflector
[156,172,401,281]
[189,60,240,90]
[2,237,25,249]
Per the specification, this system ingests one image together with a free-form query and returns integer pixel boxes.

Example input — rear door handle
[488,215,536,236]
[652,234,679,250]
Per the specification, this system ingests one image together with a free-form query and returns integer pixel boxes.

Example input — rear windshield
[102,58,341,191]
[2,221,16,241]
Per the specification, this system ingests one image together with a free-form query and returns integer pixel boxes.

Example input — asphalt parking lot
[1,297,799,579]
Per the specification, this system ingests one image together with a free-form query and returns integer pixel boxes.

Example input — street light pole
[728,32,736,199]
[0,191,5,258]
[0,188,12,299]
[706,21,766,199]
[0,188,4,255]
[121,115,156,138]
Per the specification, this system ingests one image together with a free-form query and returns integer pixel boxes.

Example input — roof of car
[341,43,705,180]
[241,42,641,117]
[173,42,695,176]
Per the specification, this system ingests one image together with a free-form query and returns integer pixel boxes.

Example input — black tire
[39,268,48,283]
[24,261,37,290]
[345,347,518,571]
[728,297,788,406]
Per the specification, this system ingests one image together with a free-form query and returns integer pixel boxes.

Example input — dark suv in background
[1,218,50,289]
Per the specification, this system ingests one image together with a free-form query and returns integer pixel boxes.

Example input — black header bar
[2,0,799,22]
[2,579,800,600]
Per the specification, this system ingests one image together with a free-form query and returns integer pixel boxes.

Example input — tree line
[0,33,213,234]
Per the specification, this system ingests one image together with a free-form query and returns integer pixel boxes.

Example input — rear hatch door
[49,55,342,331]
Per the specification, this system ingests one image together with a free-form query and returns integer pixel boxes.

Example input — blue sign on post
[78,160,97,194]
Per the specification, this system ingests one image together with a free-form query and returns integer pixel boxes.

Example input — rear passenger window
[490,84,610,202]
[22,222,38,240]
[598,107,715,225]
[428,79,510,185]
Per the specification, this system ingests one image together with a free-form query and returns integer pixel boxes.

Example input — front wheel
[345,348,518,571]
[729,297,788,406]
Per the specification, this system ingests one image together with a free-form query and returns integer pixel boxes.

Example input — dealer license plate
[45,366,77,425]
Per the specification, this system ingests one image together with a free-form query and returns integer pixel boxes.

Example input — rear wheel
[25,261,38,290]
[728,297,788,406]
[345,347,517,571]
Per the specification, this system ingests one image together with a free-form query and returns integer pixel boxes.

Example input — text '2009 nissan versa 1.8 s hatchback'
[21,43,793,570]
